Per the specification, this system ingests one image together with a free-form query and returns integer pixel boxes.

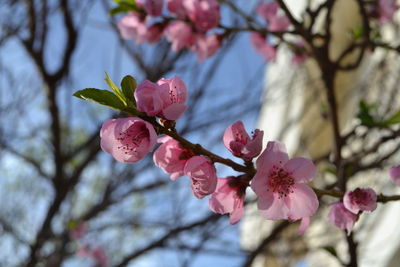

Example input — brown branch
[114,214,221,267]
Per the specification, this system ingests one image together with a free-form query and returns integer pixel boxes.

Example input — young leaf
[105,73,126,105]
[121,75,137,105]
[73,88,126,111]
[382,109,400,125]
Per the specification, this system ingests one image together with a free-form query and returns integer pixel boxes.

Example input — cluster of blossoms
[327,166,400,234]
[373,0,400,24]
[250,1,308,64]
[117,0,222,61]
[328,188,377,234]
[69,223,108,267]
[99,75,321,232]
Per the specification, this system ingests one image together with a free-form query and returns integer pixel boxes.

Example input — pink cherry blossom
[256,1,290,31]
[117,12,145,40]
[137,0,163,17]
[153,136,193,180]
[328,202,358,235]
[70,222,87,240]
[134,80,165,116]
[390,166,400,186]
[165,21,195,51]
[140,24,164,44]
[184,156,218,199]
[251,141,319,221]
[376,0,399,24]
[100,117,157,163]
[223,121,263,160]
[250,33,276,61]
[343,188,377,214]
[157,77,188,120]
[167,0,187,18]
[191,34,221,61]
[183,0,220,31]
[209,177,246,224]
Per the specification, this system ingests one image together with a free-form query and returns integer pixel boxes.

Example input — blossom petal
[284,157,316,183]
[250,171,269,197]
[258,193,289,220]
[256,141,289,171]
[287,184,319,220]
[298,217,310,235]
[162,104,188,120]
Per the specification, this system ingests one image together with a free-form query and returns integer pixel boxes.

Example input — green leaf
[382,109,400,125]
[121,75,137,105]
[109,6,132,16]
[357,100,375,126]
[73,88,126,111]
[104,73,126,105]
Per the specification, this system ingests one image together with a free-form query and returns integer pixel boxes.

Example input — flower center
[117,124,148,154]
[267,166,295,198]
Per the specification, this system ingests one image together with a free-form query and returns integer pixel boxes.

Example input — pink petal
[256,141,289,172]
[287,184,319,220]
[258,193,289,220]
[162,103,187,120]
[250,171,269,197]
[298,217,310,235]
[230,199,244,225]
[284,157,316,183]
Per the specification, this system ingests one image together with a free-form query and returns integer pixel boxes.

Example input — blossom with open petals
[209,177,246,224]
[223,121,263,160]
[251,141,319,221]
[153,137,193,180]
[328,202,358,235]
[343,188,377,214]
[184,156,217,199]
[100,117,157,163]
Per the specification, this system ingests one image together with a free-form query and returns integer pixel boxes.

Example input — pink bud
[209,177,245,224]
[191,34,220,62]
[184,156,218,199]
[137,0,163,17]
[343,188,377,214]
[153,137,193,180]
[328,202,358,235]
[165,21,195,51]
[100,117,157,163]
[390,166,400,186]
[134,80,165,116]
[183,0,220,31]
[223,121,263,160]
